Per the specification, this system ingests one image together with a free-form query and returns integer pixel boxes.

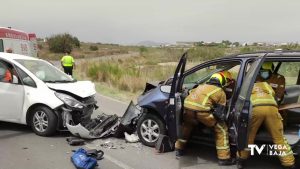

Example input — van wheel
[30,106,57,136]
[137,113,166,147]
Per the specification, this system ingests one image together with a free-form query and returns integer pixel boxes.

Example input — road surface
[0,93,290,169]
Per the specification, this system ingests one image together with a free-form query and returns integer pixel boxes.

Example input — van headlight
[55,92,84,109]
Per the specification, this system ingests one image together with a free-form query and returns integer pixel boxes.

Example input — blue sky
[2,0,300,44]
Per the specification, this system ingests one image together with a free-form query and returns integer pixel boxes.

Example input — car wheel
[30,106,57,136]
[137,113,166,147]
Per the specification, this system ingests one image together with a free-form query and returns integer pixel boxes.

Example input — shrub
[47,33,80,53]
[240,47,253,53]
[89,45,99,51]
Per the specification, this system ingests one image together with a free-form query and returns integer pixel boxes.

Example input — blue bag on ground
[71,148,98,169]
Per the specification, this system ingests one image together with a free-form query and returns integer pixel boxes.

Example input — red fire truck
[0,27,38,57]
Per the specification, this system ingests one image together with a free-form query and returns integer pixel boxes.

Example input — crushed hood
[46,81,96,98]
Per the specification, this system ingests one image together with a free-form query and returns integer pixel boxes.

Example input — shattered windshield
[15,59,74,83]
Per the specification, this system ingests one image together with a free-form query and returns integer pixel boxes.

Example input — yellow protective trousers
[175,109,231,160]
[237,106,295,167]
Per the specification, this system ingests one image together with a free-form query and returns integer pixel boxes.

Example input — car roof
[0,52,39,62]
[223,50,300,59]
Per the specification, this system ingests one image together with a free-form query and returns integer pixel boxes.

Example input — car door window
[277,62,300,86]
[183,61,241,89]
[16,67,36,87]
[0,61,20,84]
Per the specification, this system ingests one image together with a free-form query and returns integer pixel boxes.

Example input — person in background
[256,62,285,104]
[61,52,75,76]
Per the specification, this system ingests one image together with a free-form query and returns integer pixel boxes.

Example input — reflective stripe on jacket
[251,82,277,107]
[61,55,74,67]
[184,84,226,111]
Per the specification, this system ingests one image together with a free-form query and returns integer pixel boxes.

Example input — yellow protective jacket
[61,55,74,67]
[251,82,277,107]
[184,84,226,112]
[257,73,285,103]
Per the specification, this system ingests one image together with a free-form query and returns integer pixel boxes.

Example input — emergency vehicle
[0,27,38,57]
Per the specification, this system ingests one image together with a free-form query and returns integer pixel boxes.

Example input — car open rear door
[167,52,187,142]
[234,54,267,151]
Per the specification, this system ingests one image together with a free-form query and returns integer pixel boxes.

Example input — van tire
[30,106,57,136]
[137,113,166,147]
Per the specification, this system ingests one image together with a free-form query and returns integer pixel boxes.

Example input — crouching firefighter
[175,72,235,166]
[236,82,296,169]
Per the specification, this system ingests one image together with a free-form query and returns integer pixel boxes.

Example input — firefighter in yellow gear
[220,70,235,99]
[61,52,75,76]
[257,62,285,103]
[175,72,235,166]
[236,82,295,169]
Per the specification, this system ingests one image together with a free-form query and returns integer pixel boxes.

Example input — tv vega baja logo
[248,144,288,156]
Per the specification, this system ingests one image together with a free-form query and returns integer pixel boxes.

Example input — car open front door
[234,54,267,151]
[167,52,187,143]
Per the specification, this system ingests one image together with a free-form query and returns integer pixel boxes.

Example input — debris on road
[124,132,139,143]
[65,101,142,141]
[66,113,119,139]
[66,137,85,146]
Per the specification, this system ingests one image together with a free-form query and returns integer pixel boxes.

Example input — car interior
[181,60,300,149]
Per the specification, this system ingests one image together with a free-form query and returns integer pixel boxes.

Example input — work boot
[218,158,236,166]
[236,158,246,169]
[175,149,184,159]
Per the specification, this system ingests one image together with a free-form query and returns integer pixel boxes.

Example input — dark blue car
[136,51,300,155]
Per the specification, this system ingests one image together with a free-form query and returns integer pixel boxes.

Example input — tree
[47,33,80,53]
[222,40,232,46]
[233,42,240,47]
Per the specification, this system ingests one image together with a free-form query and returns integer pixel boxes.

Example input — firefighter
[257,62,285,104]
[236,82,295,169]
[61,52,75,76]
[220,70,235,99]
[175,72,235,166]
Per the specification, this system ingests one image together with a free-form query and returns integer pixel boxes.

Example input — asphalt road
[0,93,292,169]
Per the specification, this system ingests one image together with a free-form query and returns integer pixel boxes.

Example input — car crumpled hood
[46,81,96,98]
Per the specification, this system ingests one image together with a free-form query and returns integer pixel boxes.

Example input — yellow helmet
[209,73,226,87]
[220,70,233,81]
[261,62,273,71]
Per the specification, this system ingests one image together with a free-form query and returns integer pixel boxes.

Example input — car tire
[30,106,57,136]
[137,113,166,147]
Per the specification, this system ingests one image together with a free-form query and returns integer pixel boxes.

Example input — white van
[0,53,97,136]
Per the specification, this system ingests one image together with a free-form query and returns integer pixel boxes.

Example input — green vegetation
[38,42,136,60]
[89,45,99,51]
[39,38,300,101]
[47,33,80,53]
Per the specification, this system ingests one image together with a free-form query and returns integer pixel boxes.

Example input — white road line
[104,154,136,169]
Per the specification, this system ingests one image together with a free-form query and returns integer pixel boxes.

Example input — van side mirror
[12,75,18,84]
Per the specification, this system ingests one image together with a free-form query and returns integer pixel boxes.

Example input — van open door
[167,52,187,142]
[234,54,267,150]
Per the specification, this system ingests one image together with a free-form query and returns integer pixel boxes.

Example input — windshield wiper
[44,80,57,83]
[44,79,76,83]
[54,79,77,83]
